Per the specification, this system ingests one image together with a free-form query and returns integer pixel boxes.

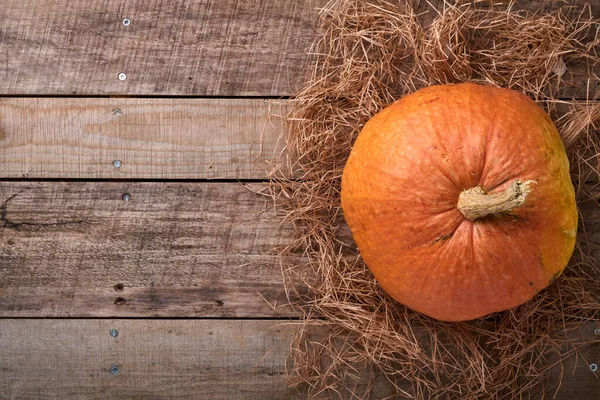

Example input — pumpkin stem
[457,180,536,221]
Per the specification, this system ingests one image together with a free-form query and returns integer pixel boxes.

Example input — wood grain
[1,98,596,181]
[0,319,301,399]
[0,0,597,97]
[0,319,597,399]
[0,0,320,96]
[0,182,301,317]
[1,182,599,319]
[546,322,600,400]
[0,98,288,179]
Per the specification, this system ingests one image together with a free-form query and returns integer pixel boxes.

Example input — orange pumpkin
[341,83,577,321]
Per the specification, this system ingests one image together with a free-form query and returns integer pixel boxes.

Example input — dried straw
[268,1,600,398]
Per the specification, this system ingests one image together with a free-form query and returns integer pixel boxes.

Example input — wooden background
[0,0,599,398]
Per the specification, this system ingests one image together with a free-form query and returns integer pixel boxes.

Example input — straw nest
[268,1,600,398]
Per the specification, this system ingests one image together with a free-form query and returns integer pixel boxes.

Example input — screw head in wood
[118,73,127,81]
[110,329,119,337]
[113,108,122,117]
[122,18,131,26]
[113,160,122,169]
[122,193,131,202]
[110,365,120,374]
[591,363,598,372]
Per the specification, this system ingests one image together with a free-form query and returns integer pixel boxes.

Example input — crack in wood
[1,191,84,231]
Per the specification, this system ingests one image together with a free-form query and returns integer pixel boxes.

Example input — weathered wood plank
[1,182,598,319]
[0,319,301,399]
[0,319,597,399]
[0,0,597,98]
[0,98,288,179]
[0,0,320,96]
[0,182,300,317]
[547,322,600,400]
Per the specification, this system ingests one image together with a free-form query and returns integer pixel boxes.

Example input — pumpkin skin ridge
[341,83,578,322]
[420,97,468,190]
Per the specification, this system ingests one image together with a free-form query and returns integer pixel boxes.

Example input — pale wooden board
[0,182,301,318]
[0,319,597,399]
[0,0,320,96]
[0,99,596,181]
[0,0,598,97]
[0,98,288,179]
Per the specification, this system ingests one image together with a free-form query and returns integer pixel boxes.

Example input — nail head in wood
[113,160,122,168]
[595,328,600,336]
[122,193,131,202]
[122,18,131,27]
[110,329,119,337]
[118,73,127,81]
[110,365,120,374]
[590,363,598,372]
[113,108,122,117]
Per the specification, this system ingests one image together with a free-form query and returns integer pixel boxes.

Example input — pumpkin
[340,83,578,322]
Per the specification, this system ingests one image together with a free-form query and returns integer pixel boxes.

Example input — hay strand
[269,1,600,398]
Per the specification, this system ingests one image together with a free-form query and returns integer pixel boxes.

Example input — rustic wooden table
[0,0,598,398]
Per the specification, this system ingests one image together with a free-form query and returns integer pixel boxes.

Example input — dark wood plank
[548,322,600,400]
[0,0,320,96]
[0,98,288,179]
[0,0,597,97]
[0,182,300,317]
